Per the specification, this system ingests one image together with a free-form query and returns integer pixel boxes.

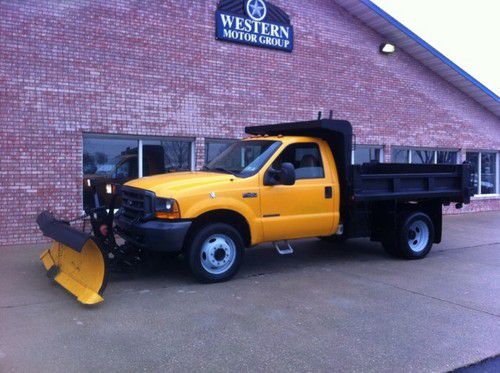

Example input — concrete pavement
[0,211,499,372]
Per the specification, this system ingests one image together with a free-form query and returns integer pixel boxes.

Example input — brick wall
[1,0,499,245]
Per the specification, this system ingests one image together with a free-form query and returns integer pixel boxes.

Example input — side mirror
[264,162,296,186]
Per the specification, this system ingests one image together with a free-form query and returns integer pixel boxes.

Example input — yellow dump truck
[38,119,475,304]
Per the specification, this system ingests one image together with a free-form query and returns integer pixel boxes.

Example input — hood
[124,171,234,197]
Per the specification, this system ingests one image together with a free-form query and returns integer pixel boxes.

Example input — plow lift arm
[37,181,140,305]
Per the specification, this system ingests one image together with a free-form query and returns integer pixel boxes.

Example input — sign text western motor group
[216,12,293,52]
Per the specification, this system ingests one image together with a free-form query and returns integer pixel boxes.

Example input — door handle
[325,186,333,199]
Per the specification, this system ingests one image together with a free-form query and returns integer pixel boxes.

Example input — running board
[273,241,294,255]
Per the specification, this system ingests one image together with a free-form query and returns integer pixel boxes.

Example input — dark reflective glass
[206,139,236,163]
[437,151,458,164]
[354,147,381,165]
[206,140,281,177]
[392,149,409,163]
[411,150,435,164]
[273,143,324,179]
[466,152,479,193]
[481,152,497,194]
[142,140,192,176]
[83,137,139,209]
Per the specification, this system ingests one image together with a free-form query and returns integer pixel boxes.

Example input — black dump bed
[246,119,475,206]
[353,163,474,204]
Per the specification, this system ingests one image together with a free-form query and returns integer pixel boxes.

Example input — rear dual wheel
[186,223,244,283]
[383,212,434,259]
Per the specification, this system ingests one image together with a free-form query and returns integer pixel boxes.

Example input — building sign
[216,0,294,52]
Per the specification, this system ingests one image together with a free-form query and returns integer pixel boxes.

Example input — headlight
[154,197,180,219]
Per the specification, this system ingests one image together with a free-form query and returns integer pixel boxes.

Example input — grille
[120,186,153,221]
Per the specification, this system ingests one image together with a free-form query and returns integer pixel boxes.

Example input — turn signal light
[154,198,181,219]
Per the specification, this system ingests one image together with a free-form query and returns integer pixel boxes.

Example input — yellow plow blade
[40,240,107,305]
[37,211,108,305]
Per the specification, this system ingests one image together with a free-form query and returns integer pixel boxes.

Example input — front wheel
[383,212,435,259]
[186,223,244,283]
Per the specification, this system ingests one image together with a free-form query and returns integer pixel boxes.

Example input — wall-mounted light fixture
[379,42,396,55]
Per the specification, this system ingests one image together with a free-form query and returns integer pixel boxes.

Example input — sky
[372,0,499,96]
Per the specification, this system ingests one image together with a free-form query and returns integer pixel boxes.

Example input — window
[83,135,193,209]
[352,146,383,165]
[392,148,459,165]
[142,139,192,174]
[205,140,281,178]
[393,148,409,163]
[205,139,237,163]
[437,150,458,164]
[273,143,324,179]
[411,149,435,164]
[466,151,499,195]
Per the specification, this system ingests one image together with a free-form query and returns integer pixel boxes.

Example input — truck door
[259,141,335,241]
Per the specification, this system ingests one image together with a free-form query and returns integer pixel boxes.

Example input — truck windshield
[204,140,281,178]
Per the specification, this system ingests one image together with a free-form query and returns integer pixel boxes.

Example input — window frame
[391,147,460,165]
[466,150,500,197]
[272,142,326,180]
[352,145,384,165]
[83,133,195,179]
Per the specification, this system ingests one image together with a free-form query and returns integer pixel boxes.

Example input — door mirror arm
[264,167,280,186]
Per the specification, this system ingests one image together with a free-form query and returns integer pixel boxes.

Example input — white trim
[466,150,500,196]
[138,139,143,178]
[472,194,500,200]
[478,152,482,195]
[190,141,196,171]
[83,132,194,142]
[497,152,500,195]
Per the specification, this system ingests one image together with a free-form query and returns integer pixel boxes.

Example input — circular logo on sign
[246,0,267,22]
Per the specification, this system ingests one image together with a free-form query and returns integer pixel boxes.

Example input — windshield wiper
[203,166,237,176]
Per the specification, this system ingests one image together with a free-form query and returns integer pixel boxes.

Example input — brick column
[194,137,205,170]
[384,145,392,163]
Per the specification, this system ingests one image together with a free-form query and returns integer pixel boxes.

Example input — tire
[186,223,244,283]
[383,212,435,259]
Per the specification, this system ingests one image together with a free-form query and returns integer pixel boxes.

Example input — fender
[182,196,264,245]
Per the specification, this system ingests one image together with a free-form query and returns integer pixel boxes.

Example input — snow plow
[37,185,141,305]
[37,211,109,305]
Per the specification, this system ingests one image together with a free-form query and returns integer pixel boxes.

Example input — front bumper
[115,212,191,252]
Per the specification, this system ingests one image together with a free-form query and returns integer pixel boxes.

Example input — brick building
[1,0,499,246]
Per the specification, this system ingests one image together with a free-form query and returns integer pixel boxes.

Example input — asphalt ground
[1,211,499,372]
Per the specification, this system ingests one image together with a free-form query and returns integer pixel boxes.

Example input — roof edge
[360,0,499,102]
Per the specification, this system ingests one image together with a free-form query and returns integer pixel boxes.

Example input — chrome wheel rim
[200,234,236,275]
[407,220,429,253]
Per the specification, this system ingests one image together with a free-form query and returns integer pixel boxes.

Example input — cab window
[273,143,325,179]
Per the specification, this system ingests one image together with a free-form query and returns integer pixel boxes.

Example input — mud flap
[37,211,108,305]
